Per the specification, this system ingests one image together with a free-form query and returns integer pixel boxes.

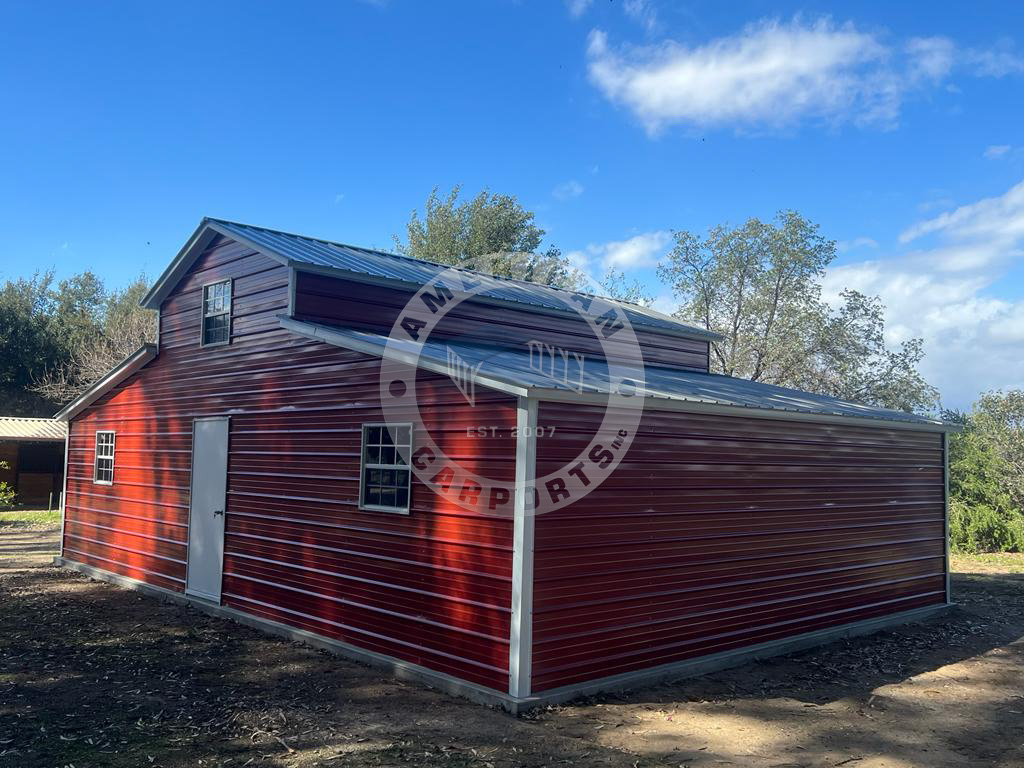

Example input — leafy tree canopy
[0,271,67,415]
[946,391,1024,553]
[0,270,155,415]
[396,186,585,290]
[657,211,938,413]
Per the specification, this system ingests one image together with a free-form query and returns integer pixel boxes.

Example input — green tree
[0,271,65,415]
[397,186,585,290]
[799,290,937,413]
[602,269,654,306]
[946,398,1024,553]
[972,390,1024,510]
[33,274,156,405]
[0,461,15,507]
[657,211,937,412]
[52,271,106,354]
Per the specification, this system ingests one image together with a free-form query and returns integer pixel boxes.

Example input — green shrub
[949,499,1024,554]
[946,396,1024,554]
[0,461,15,508]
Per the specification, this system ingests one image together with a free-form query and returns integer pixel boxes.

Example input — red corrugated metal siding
[64,235,517,692]
[294,271,711,371]
[530,403,947,693]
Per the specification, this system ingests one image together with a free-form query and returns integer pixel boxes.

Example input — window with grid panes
[359,424,412,513]
[93,431,115,484]
[201,280,232,346]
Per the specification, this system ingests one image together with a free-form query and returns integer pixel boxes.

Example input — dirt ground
[2,528,1023,768]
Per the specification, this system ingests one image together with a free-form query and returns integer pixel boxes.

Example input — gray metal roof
[207,218,719,341]
[282,318,951,430]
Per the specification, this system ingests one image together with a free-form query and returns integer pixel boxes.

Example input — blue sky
[1,1,1022,408]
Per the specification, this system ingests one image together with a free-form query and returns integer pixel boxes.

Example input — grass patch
[0,508,61,526]
[952,552,1024,574]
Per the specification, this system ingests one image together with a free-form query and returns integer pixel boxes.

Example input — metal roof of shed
[0,417,67,441]
[281,317,952,431]
[141,218,720,341]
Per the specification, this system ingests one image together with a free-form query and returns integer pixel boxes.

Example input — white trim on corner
[53,345,158,422]
[944,431,952,604]
[58,428,70,557]
[287,267,297,316]
[508,396,537,699]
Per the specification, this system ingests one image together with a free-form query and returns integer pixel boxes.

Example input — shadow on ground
[0,526,59,569]
[1,560,1022,768]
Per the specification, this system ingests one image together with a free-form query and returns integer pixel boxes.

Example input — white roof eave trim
[278,316,530,398]
[527,387,958,433]
[279,316,957,434]
[140,219,293,310]
[53,345,158,421]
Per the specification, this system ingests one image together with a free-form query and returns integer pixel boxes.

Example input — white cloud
[836,236,878,252]
[586,18,1017,134]
[552,179,584,200]
[823,179,1024,408]
[984,144,1012,159]
[905,36,956,81]
[623,0,658,33]
[965,47,1024,77]
[565,0,592,19]
[899,179,1024,254]
[989,303,1024,342]
[823,261,1024,408]
[568,230,671,271]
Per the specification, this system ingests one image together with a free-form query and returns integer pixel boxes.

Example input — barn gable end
[61,231,519,692]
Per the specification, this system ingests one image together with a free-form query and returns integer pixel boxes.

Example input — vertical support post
[943,430,951,604]
[59,427,70,558]
[286,267,297,316]
[508,396,537,700]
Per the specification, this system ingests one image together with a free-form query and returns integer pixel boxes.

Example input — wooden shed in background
[53,218,955,711]
[0,417,66,507]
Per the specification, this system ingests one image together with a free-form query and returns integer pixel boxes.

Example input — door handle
[213,509,224,516]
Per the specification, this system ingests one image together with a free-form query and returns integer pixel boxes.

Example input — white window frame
[358,422,413,515]
[93,430,115,485]
[200,279,232,347]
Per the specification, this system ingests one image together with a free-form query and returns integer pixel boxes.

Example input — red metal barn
[55,219,954,711]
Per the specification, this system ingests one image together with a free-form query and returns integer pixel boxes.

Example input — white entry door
[186,417,229,602]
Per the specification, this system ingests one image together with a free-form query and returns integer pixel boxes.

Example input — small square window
[359,423,413,514]
[93,431,115,484]
[201,280,232,346]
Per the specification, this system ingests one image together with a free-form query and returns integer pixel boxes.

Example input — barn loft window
[359,423,412,514]
[93,431,115,485]
[201,280,232,346]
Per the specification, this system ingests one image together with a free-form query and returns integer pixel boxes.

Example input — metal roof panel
[281,318,951,430]
[209,219,719,340]
[0,417,67,441]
